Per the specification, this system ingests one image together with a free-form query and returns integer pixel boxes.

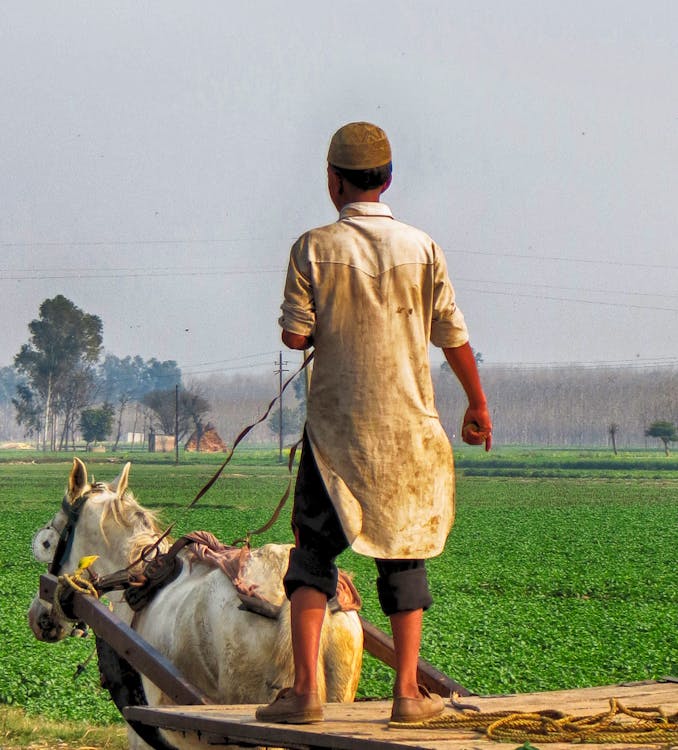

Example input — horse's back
[135,542,362,705]
[137,556,291,704]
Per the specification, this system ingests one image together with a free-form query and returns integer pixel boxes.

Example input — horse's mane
[95,484,172,564]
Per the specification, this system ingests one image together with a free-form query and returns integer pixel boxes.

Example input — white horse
[28,458,363,750]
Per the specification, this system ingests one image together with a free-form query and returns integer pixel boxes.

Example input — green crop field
[0,446,676,730]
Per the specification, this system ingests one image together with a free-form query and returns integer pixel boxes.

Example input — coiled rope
[390,697,678,743]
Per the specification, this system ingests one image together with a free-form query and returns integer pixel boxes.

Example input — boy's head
[328,122,392,190]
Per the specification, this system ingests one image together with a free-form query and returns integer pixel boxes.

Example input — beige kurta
[280,202,469,559]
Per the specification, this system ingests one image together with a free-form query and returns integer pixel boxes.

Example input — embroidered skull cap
[327,122,392,170]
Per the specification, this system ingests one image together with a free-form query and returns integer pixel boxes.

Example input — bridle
[47,487,100,576]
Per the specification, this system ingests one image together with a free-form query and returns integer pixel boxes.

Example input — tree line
[436,361,678,451]
[0,295,675,453]
[183,362,677,454]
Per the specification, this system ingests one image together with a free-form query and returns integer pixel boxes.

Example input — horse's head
[28,457,163,642]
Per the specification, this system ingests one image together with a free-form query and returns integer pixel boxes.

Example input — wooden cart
[40,574,678,750]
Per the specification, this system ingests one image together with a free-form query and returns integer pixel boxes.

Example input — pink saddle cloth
[183,530,362,618]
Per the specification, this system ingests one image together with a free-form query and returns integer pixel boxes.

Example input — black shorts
[283,431,433,616]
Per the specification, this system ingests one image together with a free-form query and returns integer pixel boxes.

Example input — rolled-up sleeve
[279,236,316,336]
[429,243,469,349]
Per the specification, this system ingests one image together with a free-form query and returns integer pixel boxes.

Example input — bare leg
[291,585,327,695]
[390,608,423,699]
[388,608,445,722]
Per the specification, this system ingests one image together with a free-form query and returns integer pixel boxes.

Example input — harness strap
[231,436,302,546]
[48,494,89,576]
[187,350,314,510]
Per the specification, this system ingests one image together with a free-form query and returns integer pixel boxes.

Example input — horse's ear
[69,458,88,498]
[110,462,131,497]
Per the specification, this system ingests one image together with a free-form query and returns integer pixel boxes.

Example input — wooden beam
[40,573,469,706]
[40,574,208,706]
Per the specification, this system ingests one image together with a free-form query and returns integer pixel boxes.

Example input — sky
[2,1,676,380]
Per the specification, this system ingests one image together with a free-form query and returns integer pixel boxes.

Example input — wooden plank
[40,573,208,706]
[125,680,678,750]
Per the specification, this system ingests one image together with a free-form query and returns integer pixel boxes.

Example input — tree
[99,354,147,450]
[80,404,114,449]
[645,420,677,457]
[14,296,102,450]
[143,358,182,392]
[1,366,25,441]
[142,388,179,436]
[182,385,211,451]
[292,370,308,423]
[12,383,43,447]
[96,355,183,450]
[57,366,98,450]
[267,406,303,443]
[0,366,20,404]
[608,423,619,455]
[142,386,207,442]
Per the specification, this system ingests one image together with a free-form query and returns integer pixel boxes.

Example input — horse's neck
[74,500,135,575]
[97,512,146,622]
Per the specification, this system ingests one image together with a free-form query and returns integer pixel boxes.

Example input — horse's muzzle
[28,598,69,642]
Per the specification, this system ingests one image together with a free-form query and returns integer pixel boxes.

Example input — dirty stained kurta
[280,202,469,559]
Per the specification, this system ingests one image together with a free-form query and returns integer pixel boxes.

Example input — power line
[461,286,678,313]
[6,266,673,297]
[455,277,678,300]
[0,238,272,247]
[181,361,279,376]
[1,241,676,270]
[184,350,677,377]
[181,351,280,376]
[1,266,285,280]
[180,351,280,369]
[450,248,678,271]
[480,357,678,370]
[2,268,676,311]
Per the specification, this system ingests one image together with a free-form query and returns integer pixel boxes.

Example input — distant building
[148,429,175,453]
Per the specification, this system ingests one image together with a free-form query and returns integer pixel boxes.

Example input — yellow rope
[53,570,99,623]
[390,697,678,743]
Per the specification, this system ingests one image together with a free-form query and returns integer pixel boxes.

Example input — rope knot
[53,569,99,623]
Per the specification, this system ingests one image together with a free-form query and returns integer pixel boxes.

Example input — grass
[0,446,676,744]
[0,706,126,750]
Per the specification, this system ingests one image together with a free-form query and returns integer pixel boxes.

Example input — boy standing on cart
[257,121,492,725]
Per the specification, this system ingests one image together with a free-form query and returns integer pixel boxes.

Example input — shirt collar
[339,202,394,220]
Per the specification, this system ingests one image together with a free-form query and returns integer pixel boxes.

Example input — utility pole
[274,352,288,462]
[174,383,179,465]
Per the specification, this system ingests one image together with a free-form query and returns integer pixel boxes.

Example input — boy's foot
[255,688,323,724]
[390,685,445,723]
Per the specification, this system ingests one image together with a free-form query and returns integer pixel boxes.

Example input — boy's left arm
[282,330,311,350]
[443,342,492,451]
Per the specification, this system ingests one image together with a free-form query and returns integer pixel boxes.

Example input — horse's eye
[42,540,51,549]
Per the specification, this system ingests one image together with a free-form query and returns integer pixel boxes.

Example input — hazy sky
[2,1,676,379]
